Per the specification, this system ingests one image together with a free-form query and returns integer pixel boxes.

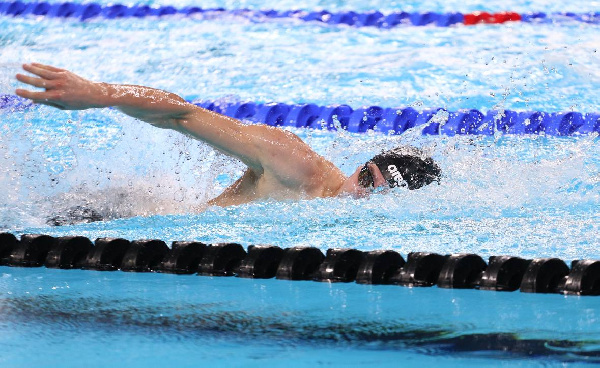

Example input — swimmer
[15,63,441,207]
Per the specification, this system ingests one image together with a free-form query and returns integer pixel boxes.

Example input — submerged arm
[15,63,274,170]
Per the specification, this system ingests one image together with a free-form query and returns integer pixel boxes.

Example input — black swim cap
[368,147,441,190]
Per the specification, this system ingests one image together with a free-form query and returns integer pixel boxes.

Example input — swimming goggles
[358,163,374,188]
[358,162,404,190]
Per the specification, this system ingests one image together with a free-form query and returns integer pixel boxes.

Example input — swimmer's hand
[15,63,191,127]
[16,63,104,110]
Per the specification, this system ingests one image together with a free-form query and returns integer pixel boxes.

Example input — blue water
[1,267,600,367]
[1,0,600,366]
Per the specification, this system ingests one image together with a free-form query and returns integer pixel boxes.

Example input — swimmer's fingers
[16,89,66,109]
[22,63,59,80]
[31,63,65,73]
[16,73,54,89]
[15,88,61,104]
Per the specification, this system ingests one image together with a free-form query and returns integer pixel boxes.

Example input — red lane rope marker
[463,11,522,25]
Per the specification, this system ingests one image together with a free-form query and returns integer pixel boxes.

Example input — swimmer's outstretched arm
[15,63,301,172]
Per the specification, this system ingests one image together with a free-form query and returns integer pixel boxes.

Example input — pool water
[1,0,600,366]
[1,267,600,367]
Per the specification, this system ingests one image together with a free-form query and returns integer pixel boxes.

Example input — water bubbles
[430,109,449,125]
[174,188,186,202]
[331,114,342,130]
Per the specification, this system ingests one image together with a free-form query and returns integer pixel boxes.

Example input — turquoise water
[1,0,600,366]
[1,267,600,367]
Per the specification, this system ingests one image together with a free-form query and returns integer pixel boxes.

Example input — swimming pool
[1,0,600,366]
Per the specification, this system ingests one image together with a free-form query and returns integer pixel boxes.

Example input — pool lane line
[2,94,599,136]
[1,233,599,296]
[0,1,599,27]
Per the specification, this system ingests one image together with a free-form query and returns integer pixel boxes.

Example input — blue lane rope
[2,95,599,136]
[0,1,599,27]
[1,232,600,295]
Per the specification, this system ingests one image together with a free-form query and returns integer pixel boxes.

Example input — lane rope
[0,1,599,27]
[2,95,599,136]
[1,232,599,295]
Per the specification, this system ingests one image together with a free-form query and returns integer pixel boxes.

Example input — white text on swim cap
[388,164,403,185]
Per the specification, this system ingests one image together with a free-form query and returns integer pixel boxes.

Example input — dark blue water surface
[1,266,599,367]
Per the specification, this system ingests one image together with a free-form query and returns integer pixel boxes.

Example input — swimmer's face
[347,162,389,197]
[358,163,374,188]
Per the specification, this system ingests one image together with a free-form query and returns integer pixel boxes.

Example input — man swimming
[15,63,441,208]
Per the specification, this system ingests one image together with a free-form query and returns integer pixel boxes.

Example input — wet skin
[16,63,388,207]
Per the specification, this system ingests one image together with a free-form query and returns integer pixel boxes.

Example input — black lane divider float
[1,233,599,296]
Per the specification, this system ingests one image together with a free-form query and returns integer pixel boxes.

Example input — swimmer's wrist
[92,82,118,108]
[91,82,143,109]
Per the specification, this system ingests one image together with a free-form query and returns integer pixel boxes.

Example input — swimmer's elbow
[141,105,197,130]
[132,115,185,131]
[116,102,194,130]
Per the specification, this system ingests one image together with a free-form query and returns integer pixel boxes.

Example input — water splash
[1,8,599,260]
[3,103,598,260]
[0,105,246,229]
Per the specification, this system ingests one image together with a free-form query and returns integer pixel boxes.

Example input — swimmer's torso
[207,159,346,207]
